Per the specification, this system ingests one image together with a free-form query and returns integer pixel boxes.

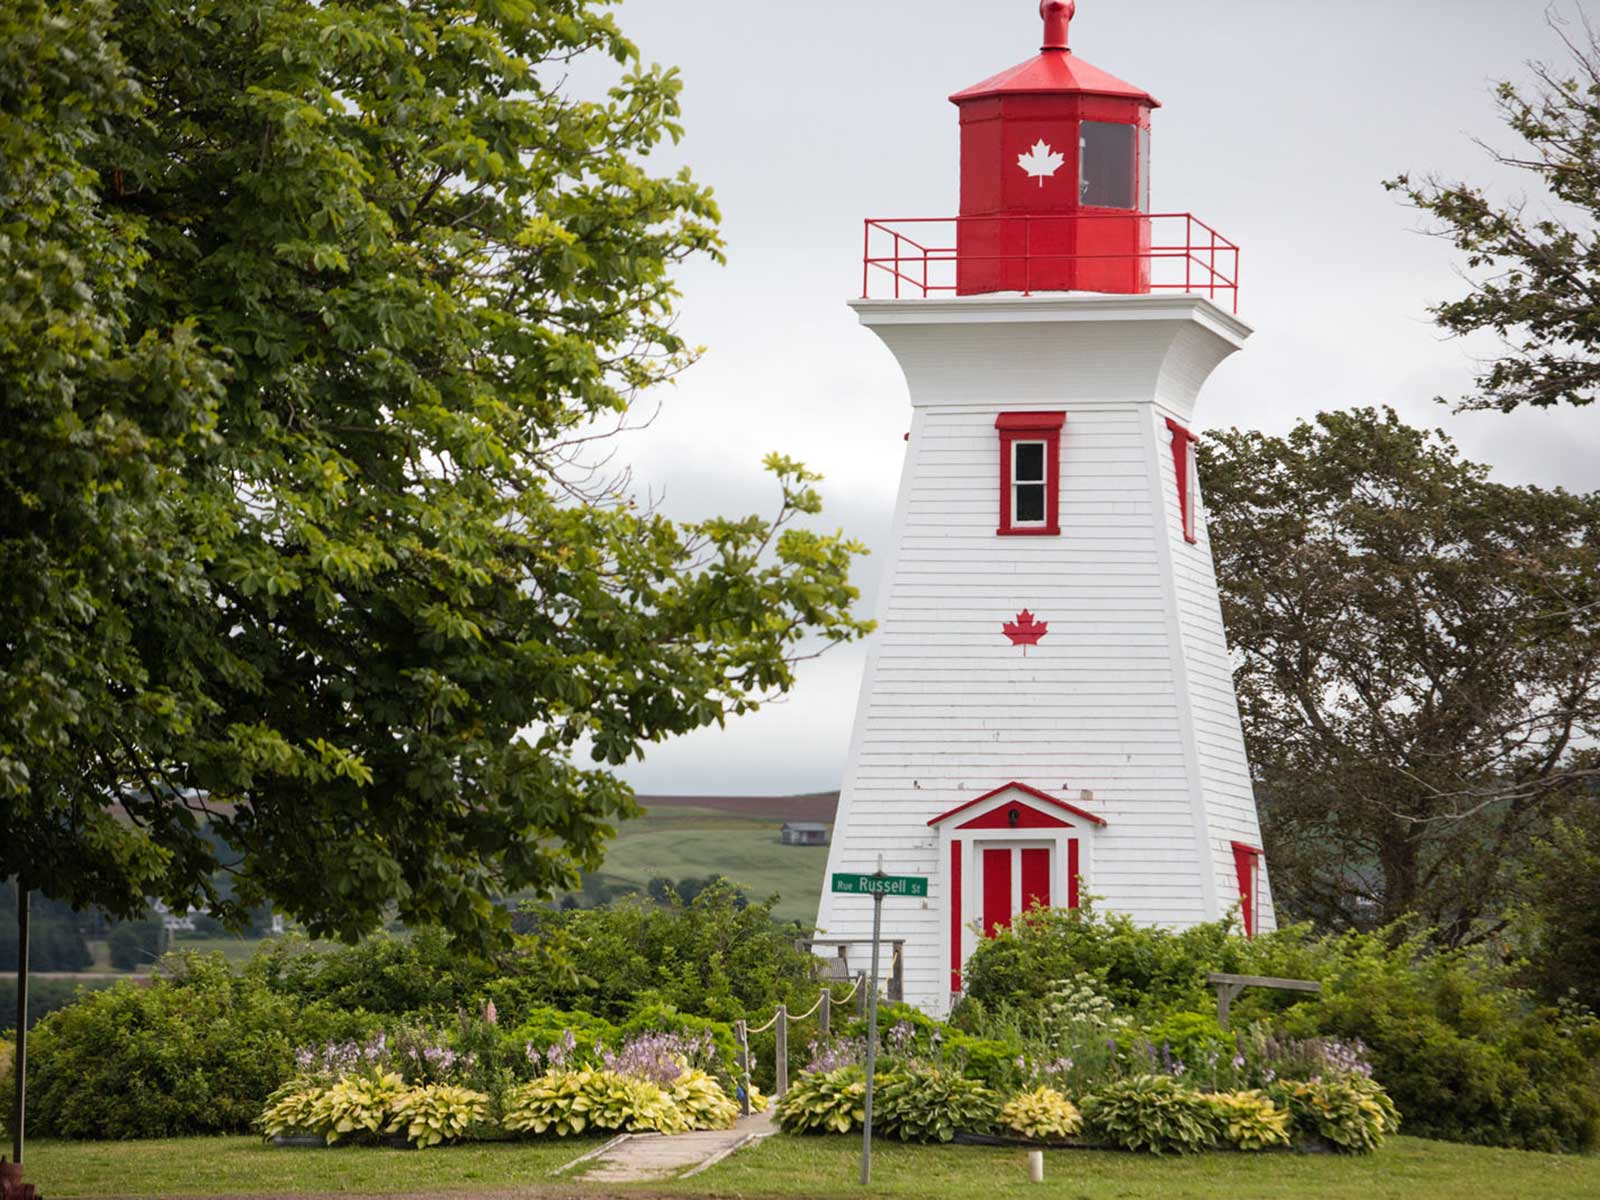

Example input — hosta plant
[668,1068,740,1130]
[1272,1078,1398,1153]
[387,1084,490,1149]
[502,1069,683,1138]
[1080,1074,1220,1154]
[874,1064,999,1143]
[312,1072,411,1145]
[1000,1086,1082,1141]
[1206,1090,1291,1151]
[774,1066,867,1135]
[258,1079,328,1140]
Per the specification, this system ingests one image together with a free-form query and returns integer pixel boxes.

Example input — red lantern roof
[948,0,1159,108]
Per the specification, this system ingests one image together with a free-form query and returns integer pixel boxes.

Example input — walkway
[553,1110,778,1184]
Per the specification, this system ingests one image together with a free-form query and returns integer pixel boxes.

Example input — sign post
[830,865,928,1186]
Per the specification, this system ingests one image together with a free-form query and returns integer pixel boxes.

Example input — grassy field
[592,805,830,923]
[20,1135,1600,1199]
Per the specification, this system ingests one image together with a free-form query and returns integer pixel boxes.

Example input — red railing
[860,213,1241,313]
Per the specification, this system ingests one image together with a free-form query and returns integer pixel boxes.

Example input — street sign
[831,872,928,898]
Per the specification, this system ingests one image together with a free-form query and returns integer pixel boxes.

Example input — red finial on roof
[1041,0,1074,51]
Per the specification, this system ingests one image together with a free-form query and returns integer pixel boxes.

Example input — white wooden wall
[817,294,1272,1014]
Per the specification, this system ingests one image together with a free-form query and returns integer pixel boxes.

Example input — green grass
[593,806,830,923]
[22,1135,1600,1199]
[25,1135,610,1197]
[682,1135,1600,1200]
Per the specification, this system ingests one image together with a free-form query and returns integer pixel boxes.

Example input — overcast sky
[599,0,1599,796]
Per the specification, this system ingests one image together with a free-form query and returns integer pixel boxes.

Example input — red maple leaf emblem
[1003,609,1048,649]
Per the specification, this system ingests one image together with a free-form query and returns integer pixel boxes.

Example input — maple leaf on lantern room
[1017,139,1065,186]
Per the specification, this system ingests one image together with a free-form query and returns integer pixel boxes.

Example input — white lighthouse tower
[817,0,1275,1016]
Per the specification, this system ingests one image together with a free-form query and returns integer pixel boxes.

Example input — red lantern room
[953,0,1153,295]
[862,0,1238,309]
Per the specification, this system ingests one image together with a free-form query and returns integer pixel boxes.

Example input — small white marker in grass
[1027,1149,1044,1184]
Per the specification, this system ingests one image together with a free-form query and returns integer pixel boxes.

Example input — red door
[982,847,1012,936]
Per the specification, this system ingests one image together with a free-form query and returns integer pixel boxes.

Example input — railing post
[893,232,902,300]
[861,221,870,299]
[735,1019,751,1118]
[1023,217,1032,297]
[890,942,905,1003]
[775,1003,789,1099]
[856,971,868,1020]
[819,987,831,1037]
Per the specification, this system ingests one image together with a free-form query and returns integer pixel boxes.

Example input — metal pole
[859,890,883,1187]
[12,874,30,1166]
[735,1019,751,1118]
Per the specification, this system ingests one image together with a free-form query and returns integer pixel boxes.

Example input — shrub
[1080,1075,1220,1154]
[25,953,377,1138]
[959,902,1232,1019]
[1271,1078,1397,1153]
[874,1063,998,1143]
[774,1066,867,1135]
[511,884,819,1022]
[0,977,115,1031]
[107,918,164,970]
[509,1007,622,1072]
[1000,1087,1082,1141]
[388,1083,490,1148]
[248,928,490,1018]
[1206,1090,1291,1151]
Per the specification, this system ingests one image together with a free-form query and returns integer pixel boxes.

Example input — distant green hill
[586,796,837,924]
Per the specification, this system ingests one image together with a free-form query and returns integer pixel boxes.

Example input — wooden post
[1205,973,1321,1033]
[774,1004,788,1098]
[735,1019,750,1118]
[819,987,831,1037]
[11,874,29,1167]
[856,971,868,1019]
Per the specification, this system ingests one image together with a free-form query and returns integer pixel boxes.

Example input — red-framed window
[1232,841,1263,938]
[1165,418,1200,544]
[996,412,1065,536]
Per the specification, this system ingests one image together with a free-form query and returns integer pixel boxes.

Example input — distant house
[780,821,830,847]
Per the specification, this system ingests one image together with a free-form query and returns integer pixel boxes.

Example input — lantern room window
[1165,418,1200,544]
[1080,121,1137,209]
[996,412,1065,536]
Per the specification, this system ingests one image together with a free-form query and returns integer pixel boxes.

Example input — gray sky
[603,0,1599,796]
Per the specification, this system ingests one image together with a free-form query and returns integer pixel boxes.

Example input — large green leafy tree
[1,0,867,949]
[1389,16,1600,411]
[1200,409,1600,944]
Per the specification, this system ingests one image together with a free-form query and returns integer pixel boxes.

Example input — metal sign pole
[860,884,883,1186]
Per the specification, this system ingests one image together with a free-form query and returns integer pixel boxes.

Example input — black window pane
[1080,121,1135,209]
[1015,442,1045,481]
[1016,483,1046,523]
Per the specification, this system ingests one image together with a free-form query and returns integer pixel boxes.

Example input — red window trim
[1231,841,1262,938]
[950,839,963,992]
[1165,417,1200,545]
[997,412,1065,537]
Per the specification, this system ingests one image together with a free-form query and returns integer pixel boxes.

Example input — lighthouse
[817,0,1274,1016]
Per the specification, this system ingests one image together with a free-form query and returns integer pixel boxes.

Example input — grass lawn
[23,1134,1600,1200]
[24,1135,610,1198]
[681,1134,1600,1200]
[592,806,830,923]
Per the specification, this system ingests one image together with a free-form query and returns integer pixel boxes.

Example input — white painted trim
[850,292,1252,346]
[816,407,926,939]
[1141,407,1220,921]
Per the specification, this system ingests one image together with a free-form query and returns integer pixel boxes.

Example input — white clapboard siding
[817,294,1272,1015]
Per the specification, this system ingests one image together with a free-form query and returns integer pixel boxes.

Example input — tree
[1517,797,1600,1009]
[1,0,868,951]
[1200,409,1600,943]
[1389,12,1600,411]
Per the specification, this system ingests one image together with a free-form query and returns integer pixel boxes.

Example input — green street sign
[831,872,928,898]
